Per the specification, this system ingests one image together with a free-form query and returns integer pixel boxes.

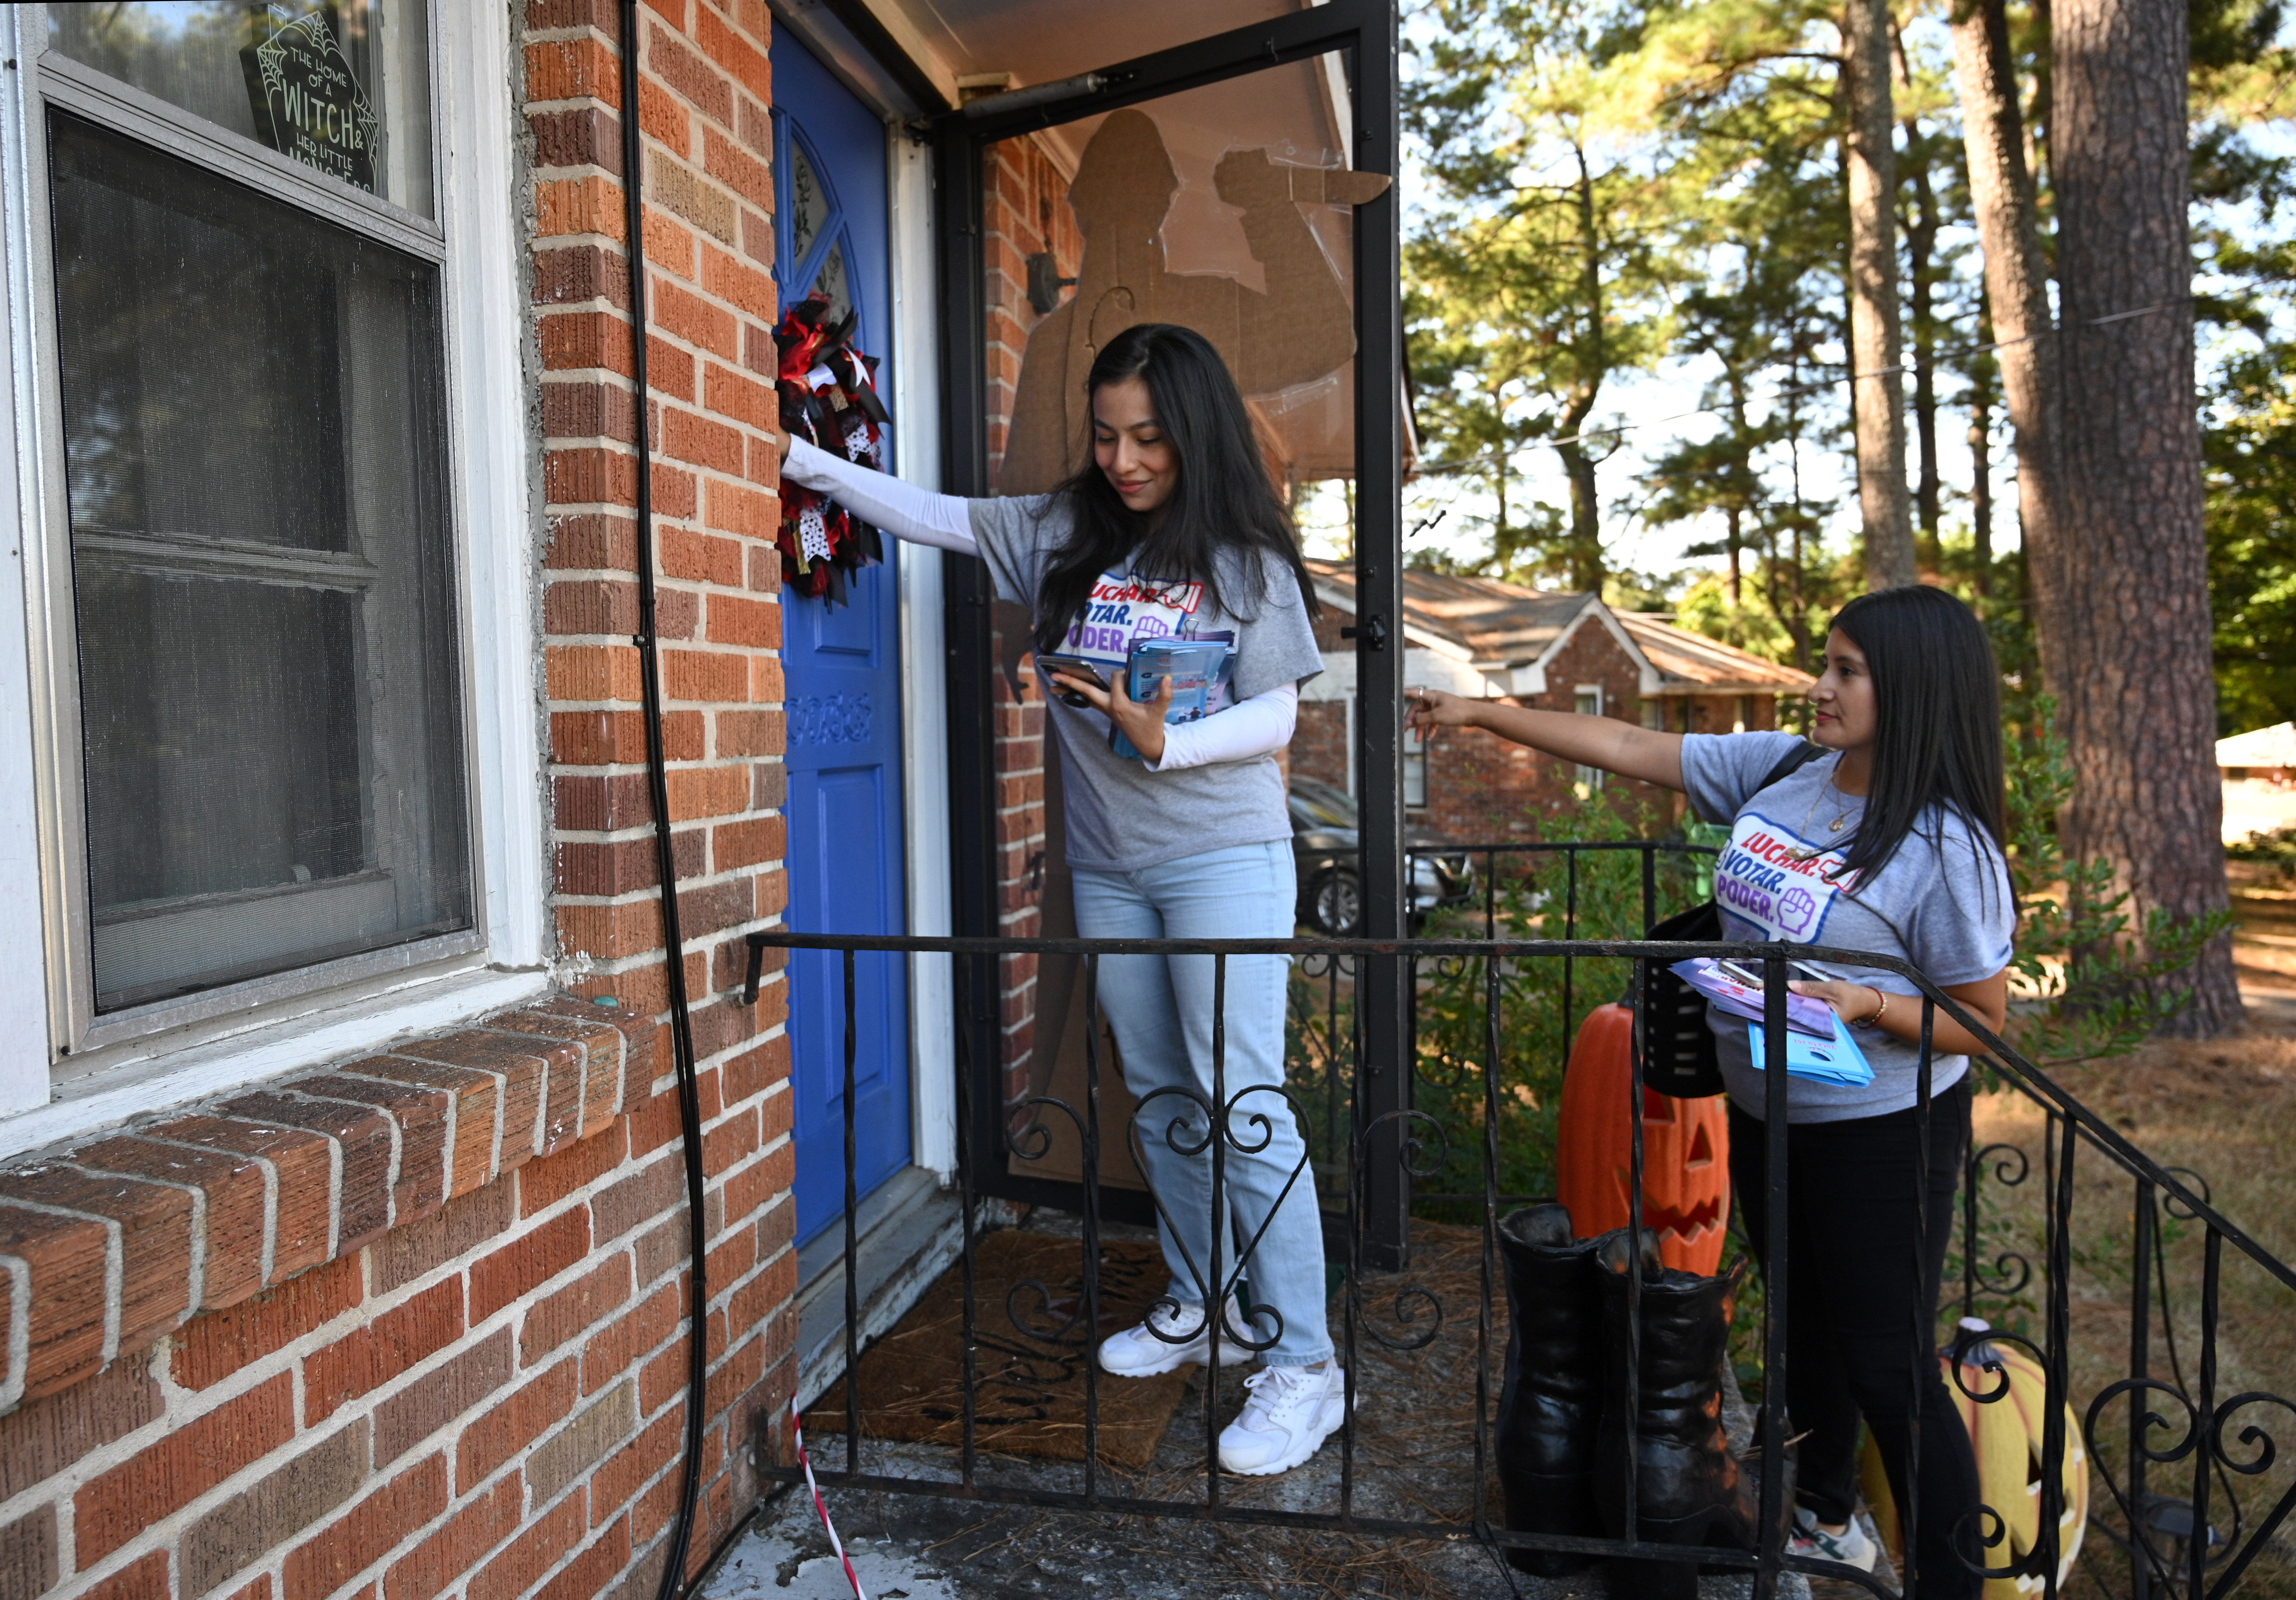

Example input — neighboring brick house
[1297,561,1814,840]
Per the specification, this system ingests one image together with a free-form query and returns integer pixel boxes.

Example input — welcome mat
[805,1231,1193,1469]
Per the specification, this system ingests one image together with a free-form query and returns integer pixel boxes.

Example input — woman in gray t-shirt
[1408,585,2011,1596]
[781,324,1344,1478]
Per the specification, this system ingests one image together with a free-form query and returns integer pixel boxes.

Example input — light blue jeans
[1069,838,1333,1368]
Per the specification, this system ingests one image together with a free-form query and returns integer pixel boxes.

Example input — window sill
[19,960,558,1164]
[0,990,650,1415]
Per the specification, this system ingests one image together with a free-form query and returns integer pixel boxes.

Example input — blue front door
[773,38,910,1247]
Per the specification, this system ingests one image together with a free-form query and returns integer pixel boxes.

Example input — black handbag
[1637,743,1825,1098]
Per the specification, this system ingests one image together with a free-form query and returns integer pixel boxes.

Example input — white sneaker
[1097,1296,1255,1377]
[1216,1363,1348,1476]
[1790,1506,1879,1572]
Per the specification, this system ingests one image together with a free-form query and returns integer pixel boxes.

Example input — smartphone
[1716,958,1829,988]
[1034,655,1108,708]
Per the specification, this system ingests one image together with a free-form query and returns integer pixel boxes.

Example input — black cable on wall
[612,3,711,1596]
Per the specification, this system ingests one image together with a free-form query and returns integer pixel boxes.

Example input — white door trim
[888,127,955,1179]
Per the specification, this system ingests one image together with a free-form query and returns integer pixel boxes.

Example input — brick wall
[1293,701,1348,793]
[0,1003,759,1600]
[529,0,796,1574]
[981,136,1082,1109]
[0,10,801,1600]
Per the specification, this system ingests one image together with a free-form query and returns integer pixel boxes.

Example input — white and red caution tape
[790,1395,870,1600]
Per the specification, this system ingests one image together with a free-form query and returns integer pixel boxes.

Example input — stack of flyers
[1745,1018,1875,1088]
[1670,957,1873,1087]
[1668,958,1838,1039]
[1111,634,1235,761]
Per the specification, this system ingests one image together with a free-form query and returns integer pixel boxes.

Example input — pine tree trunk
[1968,345,1995,596]
[1557,439,1604,592]
[2053,0,2241,1033]
[1905,133,1942,563]
[1843,0,1916,591]
[1951,0,2066,659]
[1552,143,1608,595]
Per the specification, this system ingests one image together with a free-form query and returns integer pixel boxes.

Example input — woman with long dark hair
[1408,584,2010,1595]
[780,322,1345,1476]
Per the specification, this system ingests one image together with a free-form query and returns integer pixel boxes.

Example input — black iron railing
[748,838,2296,1600]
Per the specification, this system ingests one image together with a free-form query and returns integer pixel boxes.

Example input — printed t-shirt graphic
[1712,807,1862,943]
[1058,570,1232,713]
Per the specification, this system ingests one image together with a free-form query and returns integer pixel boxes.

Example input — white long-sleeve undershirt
[785,437,977,555]
[784,437,1298,769]
[1145,683,1298,771]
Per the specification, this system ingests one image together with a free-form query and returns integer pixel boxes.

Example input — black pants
[1730,1080,1982,1600]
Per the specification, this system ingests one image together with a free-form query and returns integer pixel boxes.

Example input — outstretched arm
[783,437,978,556]
[1404,687,1686,791]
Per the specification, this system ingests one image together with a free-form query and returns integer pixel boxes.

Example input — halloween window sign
[776,291,891,605]
[241,7,382,194]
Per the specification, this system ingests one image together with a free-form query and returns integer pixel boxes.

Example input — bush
[2228,823,2296,877]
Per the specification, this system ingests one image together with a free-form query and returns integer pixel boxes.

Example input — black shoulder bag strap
[1638,742,1826,1097]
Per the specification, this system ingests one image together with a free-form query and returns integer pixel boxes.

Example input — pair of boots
[1493,1203,1781,1598]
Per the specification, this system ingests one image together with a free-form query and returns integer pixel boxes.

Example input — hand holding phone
[1034,655,1109,708]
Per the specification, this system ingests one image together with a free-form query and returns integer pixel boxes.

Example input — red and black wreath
[775,290,891,605]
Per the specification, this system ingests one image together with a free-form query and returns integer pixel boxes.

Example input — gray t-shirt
[1680,732,2017,1123]
[969,495,1326,873]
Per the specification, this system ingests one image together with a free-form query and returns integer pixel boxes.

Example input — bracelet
[1851,986,1888,1030]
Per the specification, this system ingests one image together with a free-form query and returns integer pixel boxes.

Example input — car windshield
[1288,780,1357,829]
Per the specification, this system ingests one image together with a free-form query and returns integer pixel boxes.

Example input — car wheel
[1309,869,1363,936]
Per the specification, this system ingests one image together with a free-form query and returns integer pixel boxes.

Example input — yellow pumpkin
[1555,1003,1732,1275]
[1860,1324,2088,1599]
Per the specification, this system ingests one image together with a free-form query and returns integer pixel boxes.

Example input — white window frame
[1401,721,1427,811]
[0,3,544,1135]
[1573,684,1604,793]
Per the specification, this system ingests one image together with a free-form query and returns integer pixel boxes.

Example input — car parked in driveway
[1287,776,1474,935]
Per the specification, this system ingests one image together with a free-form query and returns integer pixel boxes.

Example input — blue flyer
[1745,1016,1875,1088]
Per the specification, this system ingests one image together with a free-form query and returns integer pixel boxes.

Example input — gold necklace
[1786,773,1855,861]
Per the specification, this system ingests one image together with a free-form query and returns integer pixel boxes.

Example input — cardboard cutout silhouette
[999,109,1390,493]
[1000,111,1389,1195]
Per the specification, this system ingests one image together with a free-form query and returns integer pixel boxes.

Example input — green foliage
[2226,823,2296,876]
[1403,800,1707,1218]
[1999,691,2235,1064]
[2201,334,2296,736]
[1398,0,2296,752]
[1285,796,1711,1220]
[1404,0,1686,591]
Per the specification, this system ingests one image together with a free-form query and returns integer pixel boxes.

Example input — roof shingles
[1304,558,1811,693]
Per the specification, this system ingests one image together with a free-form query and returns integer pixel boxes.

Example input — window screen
[47,2,435,216]
[48,113,470,1013]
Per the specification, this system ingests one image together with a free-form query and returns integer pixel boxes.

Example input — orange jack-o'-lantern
[1555,1003,1732,1275]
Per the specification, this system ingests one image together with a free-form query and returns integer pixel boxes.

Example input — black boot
[1592,1229,1776,1600]
[1493,1204,1604,1575]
